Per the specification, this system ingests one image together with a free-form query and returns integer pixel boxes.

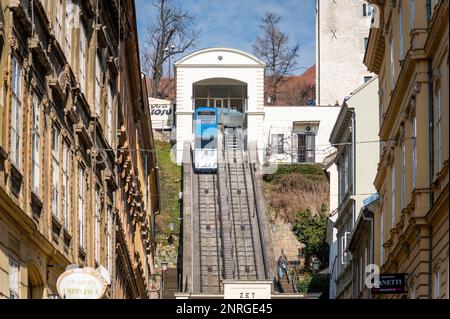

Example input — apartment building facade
[365,0,448,299]
[328,77,380,299]
[0,0,158,299]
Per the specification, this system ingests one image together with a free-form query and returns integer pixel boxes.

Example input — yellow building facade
[365,0,448,298]
[0,0,158,299]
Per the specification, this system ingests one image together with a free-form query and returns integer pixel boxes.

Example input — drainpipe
[351,111,356,226]
[427,57,434,299]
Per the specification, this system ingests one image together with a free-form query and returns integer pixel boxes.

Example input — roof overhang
[175,47,266,67]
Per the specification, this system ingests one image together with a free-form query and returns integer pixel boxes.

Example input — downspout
[426,0,434,296]
[351,111,356,226]
[427,57,434,299]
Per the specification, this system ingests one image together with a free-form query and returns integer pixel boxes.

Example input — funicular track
[224,147,259,280]
[183,129,274,295]
[193,171,223,294]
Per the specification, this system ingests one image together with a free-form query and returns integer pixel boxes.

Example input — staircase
[162,268,178,299]
[278,275,295,293]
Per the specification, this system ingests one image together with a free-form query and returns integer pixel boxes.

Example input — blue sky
[135,0,316,75]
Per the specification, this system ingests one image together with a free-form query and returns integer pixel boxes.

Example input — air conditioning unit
[305,125,312,132]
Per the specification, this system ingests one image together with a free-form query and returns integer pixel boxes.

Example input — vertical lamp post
[161,261,168,296]
[164,45,176,80]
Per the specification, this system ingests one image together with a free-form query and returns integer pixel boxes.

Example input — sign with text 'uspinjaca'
[56,267,110,299]
[371,273,406,294]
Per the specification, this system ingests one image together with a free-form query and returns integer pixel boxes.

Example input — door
[214,99,224,109]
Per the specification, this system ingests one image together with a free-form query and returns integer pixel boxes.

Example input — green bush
[292,208,328,257]
[297,272,329,293]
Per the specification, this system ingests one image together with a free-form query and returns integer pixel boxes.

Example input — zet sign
[56,266,110,299]
[223,280,272,299]
[371,273,406,294]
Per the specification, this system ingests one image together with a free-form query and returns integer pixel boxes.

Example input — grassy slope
[155,140,181,237]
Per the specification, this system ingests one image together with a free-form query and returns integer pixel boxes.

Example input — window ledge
[63,228,72,252]
[30,191,43,222]
[51,215,62,242]
[9,163,23,197]
[78,245,86,261]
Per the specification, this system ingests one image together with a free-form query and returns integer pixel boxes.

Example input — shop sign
[56,267,110,299]
[371,273,406,294]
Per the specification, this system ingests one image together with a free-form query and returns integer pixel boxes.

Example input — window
[399,2,404,59]
[51,125,60,219]
[55,0,63,45]
[347,146,353,194]
[401,143,406,209]
[78,166,86,249]
[363,3,372,16]
[9,257,19,299]
[64,0,73,60]
[412,116,417,189]
[390,31,395,90]
[364,76,372,83]
[79,21,87,93]
[31,94,40,195]
[344,151,349,194]
[271,134,284,155]
[434,268,441,299]
[436,89,442,173]
[94,188,101,263]
[391,165,396,227]
[62,142,70,230]
[10,56,22,169]
[410,0,415,30]
[106,83,114,144]
[298,133,315,163]
[95,53,102,115]
[380,208,384,265]
[364,37,369,49]
[341,231,351,265]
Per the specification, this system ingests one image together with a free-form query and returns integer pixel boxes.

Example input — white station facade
[174,48,266,164]
[173,47,339,166]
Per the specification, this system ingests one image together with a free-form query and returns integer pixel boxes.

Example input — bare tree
[283,82,316,106]
[142,0,200,98]
[253,13,299,104]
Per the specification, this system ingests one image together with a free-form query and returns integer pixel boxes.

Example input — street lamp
[312,257,321,273]
[164,45,176,80]
[161,261,168,295]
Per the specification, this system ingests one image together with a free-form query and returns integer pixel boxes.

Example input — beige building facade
[365,0,449,299]
[0,0,158,299]
[328,77,380,299]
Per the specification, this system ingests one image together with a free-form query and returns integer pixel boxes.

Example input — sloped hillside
[263,164,329,223]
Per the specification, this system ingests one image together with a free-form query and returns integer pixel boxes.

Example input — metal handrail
[248,144,270,280]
